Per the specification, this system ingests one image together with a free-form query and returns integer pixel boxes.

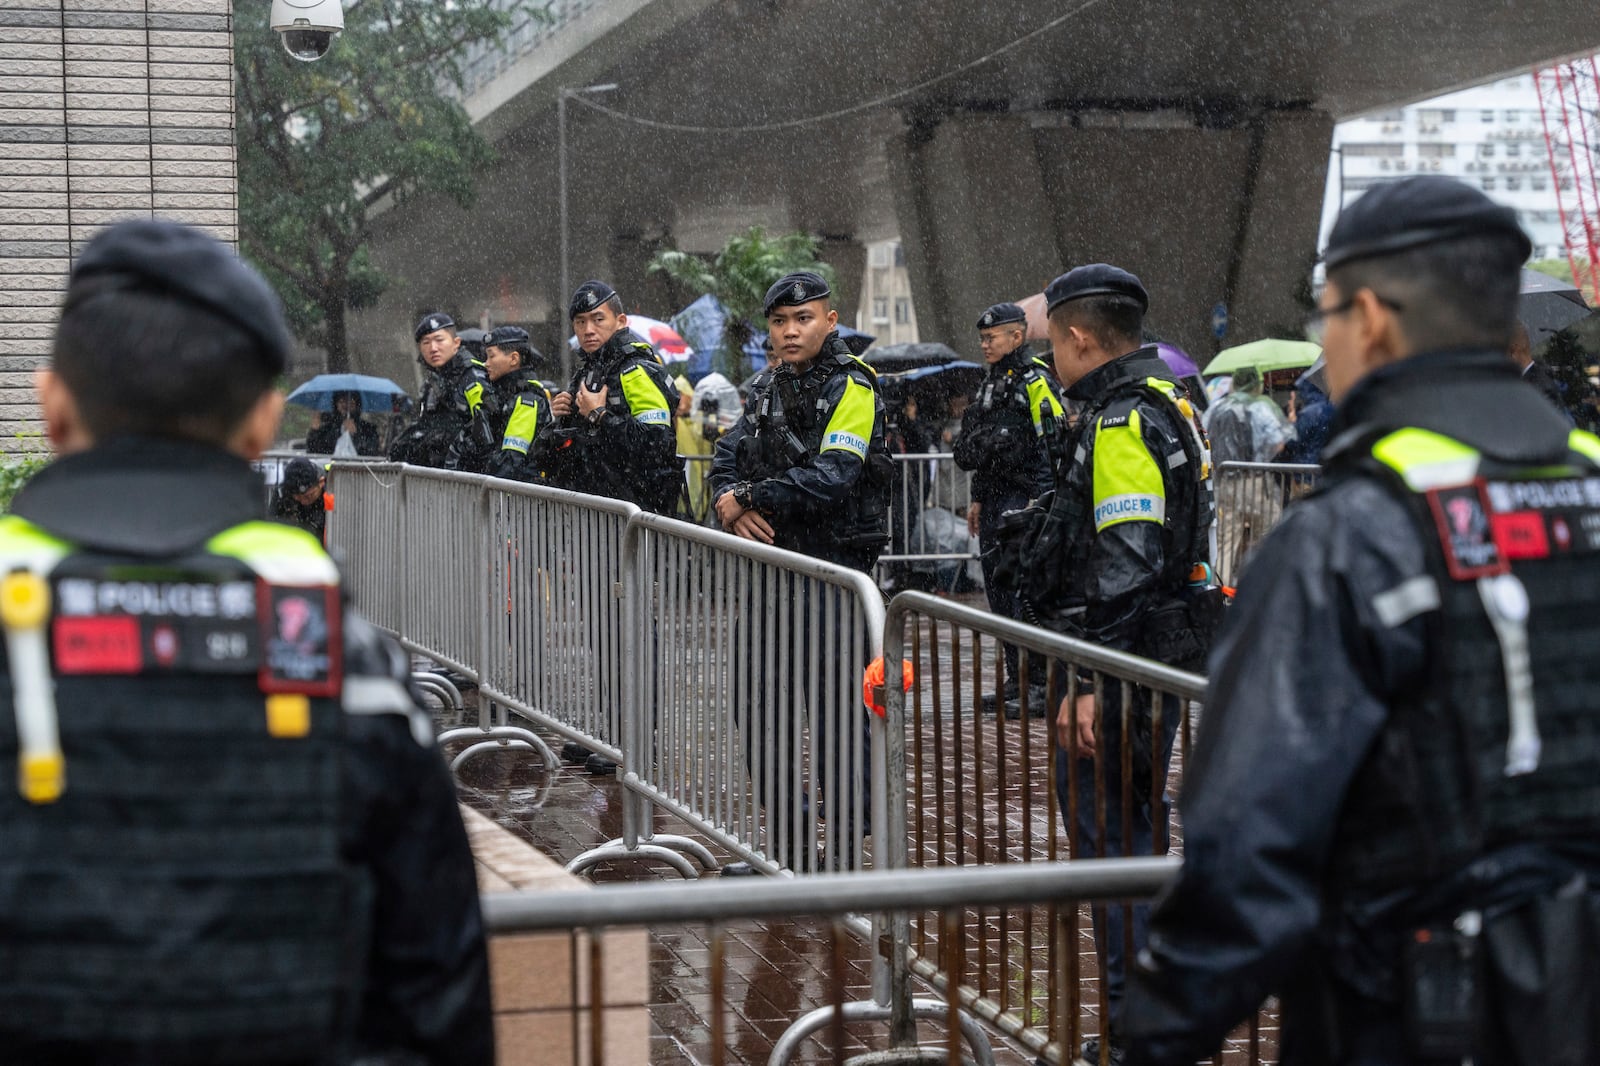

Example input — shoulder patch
[1099,413,1131,429]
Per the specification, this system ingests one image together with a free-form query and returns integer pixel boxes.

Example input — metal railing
[882,593,1270,1065]
[458,0,601,99]
[326,462,1274,1064]
[1212,461,1320,588]
[480,857,1179,1066]
[569,512,886,880]
[881,453,979,589]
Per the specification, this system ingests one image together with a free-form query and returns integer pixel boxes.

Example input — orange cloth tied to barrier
[862,656,914,718]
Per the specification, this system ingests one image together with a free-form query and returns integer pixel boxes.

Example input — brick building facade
[0,0,235,450]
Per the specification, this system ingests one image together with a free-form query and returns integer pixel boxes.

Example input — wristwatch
[732,481,755,510]
[586,406,606,425]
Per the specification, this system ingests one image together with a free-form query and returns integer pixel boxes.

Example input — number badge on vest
[258,582,343,698]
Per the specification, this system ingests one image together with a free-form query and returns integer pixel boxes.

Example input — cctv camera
[270,0,344,63]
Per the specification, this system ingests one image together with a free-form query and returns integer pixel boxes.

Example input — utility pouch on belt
[988,500,1045,593]
[1402,912,1483,1060]
[1479,880,1600,1066]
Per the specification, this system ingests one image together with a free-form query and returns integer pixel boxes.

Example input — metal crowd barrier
[569,512,887,882]
[480,857,1178,1066]
[882,593,1271,1066]
[252,449,387,505]
[881,452,979,588]
[1213,461,1320,589]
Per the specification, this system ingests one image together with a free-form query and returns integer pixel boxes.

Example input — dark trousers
[978,489,1040,690]
[736,577,872,873]
[1055,684,1181,1034]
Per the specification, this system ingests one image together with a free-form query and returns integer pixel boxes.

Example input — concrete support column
[1224,110,1336,346]
[817,236,867,331]
[890,108,1333,357]
[887,114,1062,348]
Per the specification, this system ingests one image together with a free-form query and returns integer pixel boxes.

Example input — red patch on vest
[1490,511,1551,560]
[53,616,143,674]
[257,582,342,697]
[1425,481,1508,581]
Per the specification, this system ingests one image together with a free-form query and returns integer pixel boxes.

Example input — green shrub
[0,444,51,512]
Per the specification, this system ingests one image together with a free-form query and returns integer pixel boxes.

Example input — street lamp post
[558,83,619,381]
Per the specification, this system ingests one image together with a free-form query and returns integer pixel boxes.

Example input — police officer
[711,272,893,569]
[271,456,328,540]
[1,220,491,1063]
[547,281,683,512]
[482,324,553,482]
[388,312,498,472]
[710,272,892,873]
[1123,178,1600,1065]
[953,301,1063,717]
[1027,264,1212,1062]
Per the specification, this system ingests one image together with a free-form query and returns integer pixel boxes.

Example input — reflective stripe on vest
[1371,427,1482,489]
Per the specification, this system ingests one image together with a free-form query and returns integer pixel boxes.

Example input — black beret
[281,457,322,496]
[1324,175,1531,272]
[68,219,291,374]
[486,325,531,349]
[1045,264,1149,314]
[763,271,832,316]
[414,312,455,341]
[569,280,618,319]
[976,302,1026,330]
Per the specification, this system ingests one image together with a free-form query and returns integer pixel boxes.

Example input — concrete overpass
[350,0,1600,381]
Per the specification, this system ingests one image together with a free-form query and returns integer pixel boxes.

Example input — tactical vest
[1329,427,1600,894]
[740,349,893,560]
[579,337,679,423]
[1062,369,1213,589]
[0,516,367,1062]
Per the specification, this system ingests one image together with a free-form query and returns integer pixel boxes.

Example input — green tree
[649,227,837,379]
[235,1,544,373]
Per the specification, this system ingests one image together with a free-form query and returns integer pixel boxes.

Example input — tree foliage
[235,1,543,373]
[650,227,837,378]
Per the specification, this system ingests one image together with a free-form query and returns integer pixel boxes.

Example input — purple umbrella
[1156,342,1200,378]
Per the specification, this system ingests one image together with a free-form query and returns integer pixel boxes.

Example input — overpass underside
[351,0,1600,377]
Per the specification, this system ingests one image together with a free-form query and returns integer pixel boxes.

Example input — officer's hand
[967,501,981,539]
[730,509,775,544]
[576,383,608,417]
[550,391,574,417]
[1058,692,1097,757]
[714,490,745,529]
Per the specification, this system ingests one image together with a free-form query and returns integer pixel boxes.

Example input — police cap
[414,312,455,341]
[568,280,618,320]
[68,219,292,375]
[281,457,322,496]
[486,325,531,350]
[763,271,831,317]
[976,302,1026,330]
[1323,175,1532,273]
[1044,264,1149,314]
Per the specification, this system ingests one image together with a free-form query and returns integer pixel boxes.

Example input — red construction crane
[1535,57,1600,303]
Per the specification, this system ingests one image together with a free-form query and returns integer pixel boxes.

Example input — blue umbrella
[286,373,408,412]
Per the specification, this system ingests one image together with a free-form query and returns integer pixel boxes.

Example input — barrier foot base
[579,832,719,873]
[438,726,557,774]
[768,999,995,1066]
[566,841,700,880]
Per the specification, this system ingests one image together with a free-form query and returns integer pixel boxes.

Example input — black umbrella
[893,361,986,402]
[1520,268,1592,343]
[864,341,963,371]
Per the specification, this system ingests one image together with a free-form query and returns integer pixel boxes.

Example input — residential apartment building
[1320,72,1573,262]
[858,239,919,345]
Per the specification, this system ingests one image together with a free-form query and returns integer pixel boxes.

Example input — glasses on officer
[1304,292,1404,346]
